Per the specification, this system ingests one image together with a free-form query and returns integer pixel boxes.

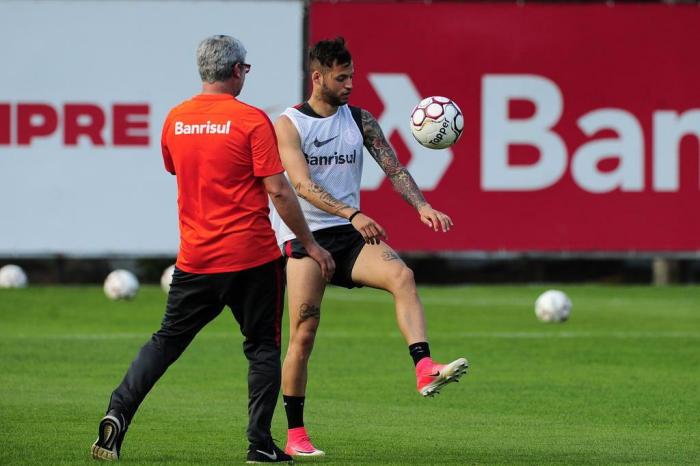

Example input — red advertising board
[310,2,700,253]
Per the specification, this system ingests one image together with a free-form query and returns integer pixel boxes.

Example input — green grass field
[1,285,699,465]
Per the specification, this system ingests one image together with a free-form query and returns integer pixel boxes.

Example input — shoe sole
[286,447,325,457]
[91,443,117,461]
[246,460,294,464]
[420,358,469,397]
[91,415,121,461]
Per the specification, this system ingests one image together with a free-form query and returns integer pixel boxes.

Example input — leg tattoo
[382,250,401,261]
[299,303,321,322]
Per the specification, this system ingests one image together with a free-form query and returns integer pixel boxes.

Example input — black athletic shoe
[91,410,128,461]
[246,442,294,464]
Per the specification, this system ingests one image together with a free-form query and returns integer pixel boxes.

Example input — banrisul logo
[174,120,231,135]
[304,150,358,166]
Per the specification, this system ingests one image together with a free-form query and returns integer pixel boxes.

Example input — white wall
[0,0,303,255]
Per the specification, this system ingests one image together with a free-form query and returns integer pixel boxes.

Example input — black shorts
[282,224,365,289]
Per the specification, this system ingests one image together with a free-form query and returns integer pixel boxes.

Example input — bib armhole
[349,105,364,139]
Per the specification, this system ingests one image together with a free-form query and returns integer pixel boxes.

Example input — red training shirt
[161,94,283,273]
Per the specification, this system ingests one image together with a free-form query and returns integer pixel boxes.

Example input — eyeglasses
[237,63,251,74]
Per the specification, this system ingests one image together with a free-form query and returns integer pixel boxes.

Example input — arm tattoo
[299,303,321,322]
[361,109,427,210]
[295,181,353,216]
[381,250,401,262]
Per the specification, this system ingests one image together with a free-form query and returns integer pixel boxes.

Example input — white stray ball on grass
[535,289,572,323]
[0,264,28,288]
[161,264,176,294]
[104,269,139,300]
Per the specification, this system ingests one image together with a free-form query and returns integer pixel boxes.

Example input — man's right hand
[305,242,335,282]
[350,212,387,245]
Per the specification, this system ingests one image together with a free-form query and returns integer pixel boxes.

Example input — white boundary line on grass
[10,331,700,340]
[323,292,521,306]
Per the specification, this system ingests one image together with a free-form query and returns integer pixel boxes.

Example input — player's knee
[389,265,416,294]
[291,328,317,357]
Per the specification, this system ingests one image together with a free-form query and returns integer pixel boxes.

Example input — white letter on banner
[482,75,566,190]
[572,109,644,193]
[362,73,453,190]
[653,110,700,192]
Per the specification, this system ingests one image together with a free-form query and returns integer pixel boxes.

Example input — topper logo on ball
[429,121,451,146]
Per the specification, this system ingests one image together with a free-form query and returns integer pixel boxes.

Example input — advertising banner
[310,2,700,252]
[0,0,303,255]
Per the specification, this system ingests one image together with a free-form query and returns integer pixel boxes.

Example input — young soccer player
[271,37,468,457]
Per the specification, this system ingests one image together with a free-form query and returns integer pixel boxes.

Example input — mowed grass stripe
[0,285,698,465]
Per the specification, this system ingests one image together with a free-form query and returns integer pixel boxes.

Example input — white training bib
[271,103,364,244]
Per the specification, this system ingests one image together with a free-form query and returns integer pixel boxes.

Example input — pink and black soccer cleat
[284,426,325,457]
[416,357,468,397]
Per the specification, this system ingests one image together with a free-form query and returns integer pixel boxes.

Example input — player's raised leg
[282,256,327,457]
[351,242,468,397]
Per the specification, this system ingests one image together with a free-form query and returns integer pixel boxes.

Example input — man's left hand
[418,204,453,232]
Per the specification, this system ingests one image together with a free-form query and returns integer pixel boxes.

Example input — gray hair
[196,35,247,83]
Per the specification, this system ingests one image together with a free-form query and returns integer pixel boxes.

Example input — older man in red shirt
[91,35,333,464]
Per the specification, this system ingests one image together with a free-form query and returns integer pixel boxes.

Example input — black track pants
[107,257,285,447]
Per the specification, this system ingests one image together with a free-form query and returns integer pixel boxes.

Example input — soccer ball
[535,290,572,323]
[409,96,464,149]
[161,264,175,294]
[104,269,139,300]
[0,264,28,288]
